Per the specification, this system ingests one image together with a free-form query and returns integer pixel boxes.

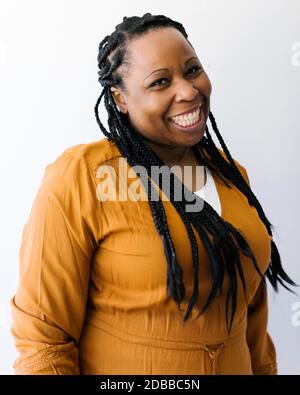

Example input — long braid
[204,115,297,293]
[94,13,297,333]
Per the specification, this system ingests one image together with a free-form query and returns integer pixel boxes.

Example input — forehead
[126,28,196,72]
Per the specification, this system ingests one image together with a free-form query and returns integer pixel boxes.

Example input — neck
[142,139,192,166]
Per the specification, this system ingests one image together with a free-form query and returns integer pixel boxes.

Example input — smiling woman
[10,12,297,375]
[109,27,211,153]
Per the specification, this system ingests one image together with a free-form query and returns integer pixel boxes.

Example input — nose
[174,79,199,103]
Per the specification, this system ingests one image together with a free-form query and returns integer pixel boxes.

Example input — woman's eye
[187,65,202,75]
[151,78,169,87]
[150,66,202,88]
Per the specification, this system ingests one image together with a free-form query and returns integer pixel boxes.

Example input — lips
[168,104,205,131]
[168,102,205,127]
[168,103,204,119]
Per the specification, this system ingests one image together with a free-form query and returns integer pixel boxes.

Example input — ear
[110,87,128,114]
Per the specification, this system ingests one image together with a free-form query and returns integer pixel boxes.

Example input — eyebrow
[144,56,199,80]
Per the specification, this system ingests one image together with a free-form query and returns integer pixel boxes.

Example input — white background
[0,0,299,374]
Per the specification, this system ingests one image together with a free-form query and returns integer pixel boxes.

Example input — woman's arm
[233,157,278,374]
[10,148,101,374]
[246,279,278,374]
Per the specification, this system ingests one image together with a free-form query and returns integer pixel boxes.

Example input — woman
[10,13,296,375]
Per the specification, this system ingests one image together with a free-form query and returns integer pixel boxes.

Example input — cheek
[147,96,170,116]
[136,97,170,126]
[201,73,213,97]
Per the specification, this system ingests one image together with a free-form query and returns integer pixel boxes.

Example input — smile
[168,104,205,132]
[169,105,202,127]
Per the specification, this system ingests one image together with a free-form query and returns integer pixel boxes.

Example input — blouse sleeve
[10,149,101,374]
[246,279,278,375]
[233,157,278,374]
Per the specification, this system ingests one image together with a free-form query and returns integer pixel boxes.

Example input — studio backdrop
[0,0,299,374]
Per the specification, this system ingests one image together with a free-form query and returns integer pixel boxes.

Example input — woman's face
[111,27,212,149]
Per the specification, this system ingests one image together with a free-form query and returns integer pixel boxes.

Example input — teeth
[170,106,202,127]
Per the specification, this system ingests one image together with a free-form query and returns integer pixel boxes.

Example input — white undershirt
[194,167,222,216]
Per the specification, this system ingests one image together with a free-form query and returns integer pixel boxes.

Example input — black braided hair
[94,12,297,333]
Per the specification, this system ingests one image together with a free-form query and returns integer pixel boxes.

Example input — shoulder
[48,137,121,170]
[44,138,121,179]
[39,137,122,198]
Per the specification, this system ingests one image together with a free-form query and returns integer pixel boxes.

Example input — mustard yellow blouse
[10,138,277,374]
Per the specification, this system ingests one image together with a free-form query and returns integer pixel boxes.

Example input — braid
[94,13,297,333]
[204,115,297,293]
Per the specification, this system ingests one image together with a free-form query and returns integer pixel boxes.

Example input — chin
[179,129,206,147]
